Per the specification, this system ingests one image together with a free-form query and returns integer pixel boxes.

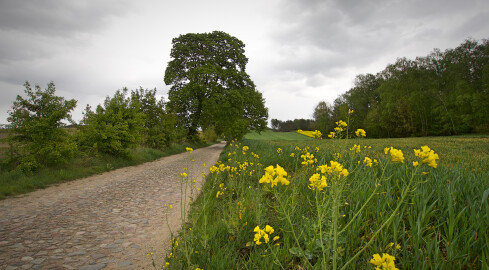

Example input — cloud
[0,0,134,63]
[271,0,489,81]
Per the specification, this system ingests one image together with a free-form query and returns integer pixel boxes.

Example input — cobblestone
[0,143,224,269]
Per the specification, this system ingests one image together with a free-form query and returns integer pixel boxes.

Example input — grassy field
[0,142,210,199]
[244,130,313,141]
[164,133,489,269]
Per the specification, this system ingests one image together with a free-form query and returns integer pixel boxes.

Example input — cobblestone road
[0,143,225,270]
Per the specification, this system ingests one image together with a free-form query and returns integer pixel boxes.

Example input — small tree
[130,87,180,148]
[7,81,77,173]
[78,88,144,157]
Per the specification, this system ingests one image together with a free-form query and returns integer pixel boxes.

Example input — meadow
[164,132,489,269]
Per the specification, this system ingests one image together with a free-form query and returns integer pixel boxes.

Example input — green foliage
[78,88,144,157]
[6,81,77,173]
[321,38,489,138]
[130,87,181,148]
[164,31,268,141]
[270,118,316,132]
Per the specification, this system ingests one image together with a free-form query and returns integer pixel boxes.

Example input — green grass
[164,134,489,269]
[0,142,210,200]
[244,130,313,141]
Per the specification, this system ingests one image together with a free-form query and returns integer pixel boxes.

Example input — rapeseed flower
[312,130,322,139]
[259,164,289,187]
[355,128,366,137]
[385,147,404,163]
[369,253,398,270]
[414,145,439,168]
[336,120,347,127]
[300,152,317,166]
[309,173,328,191]
[328,132,336,138]
[350,144,361,153]
[363,157,373,167]
[253,225,275,245]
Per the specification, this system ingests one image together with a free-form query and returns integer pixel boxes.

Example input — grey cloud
[271,0,489,83]
[0,0,134,63]
[0,0,132,36]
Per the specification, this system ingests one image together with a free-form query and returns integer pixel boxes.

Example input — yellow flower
[388,147,404,163]
[290,153,295,157]
[259,164,289,187]
[414,145,439,168]
[253,225,275,245]
[363,157,373,167]
[350,144,361,153]
[370,253,398,270]
[413,161,419,167]
[309,173,328,191]
[273,236,280,241]
[328,132,336,138]
[336,120,347,127]
[348,108,354,114]
[242,146,249,152]
[277,148,283,154]
[180,172,188,177]
[186,147,193,153]
[355,128,366,137]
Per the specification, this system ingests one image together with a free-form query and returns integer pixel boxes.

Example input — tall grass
[165,135,489,269]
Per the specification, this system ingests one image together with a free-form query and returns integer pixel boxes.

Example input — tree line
[293,38,489,138]
[3,31,268,174]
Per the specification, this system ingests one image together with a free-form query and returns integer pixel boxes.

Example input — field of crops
[165,133,489,269]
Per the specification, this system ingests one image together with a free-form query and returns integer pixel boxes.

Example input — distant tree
[271,119,280,131]
[131,87,180,148]
[7,81,77,173]
[78,88,144,157]
[313,101,333,134]
[164,31,268,140]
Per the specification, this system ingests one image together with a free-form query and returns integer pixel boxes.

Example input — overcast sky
[1,0,488,124]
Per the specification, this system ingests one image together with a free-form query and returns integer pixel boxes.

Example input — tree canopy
[7,82,77,172]
[164,31,268,140]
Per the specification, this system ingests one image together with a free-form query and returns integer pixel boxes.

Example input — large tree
[164,31,268,140]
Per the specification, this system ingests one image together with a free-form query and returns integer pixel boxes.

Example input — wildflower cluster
[216,183,226,198]
[414,146,439,168]
[384,147,405,163]
[300,152,317,166]
[369,253,399,270]
[362,156,378,167]
[308,173,327,191]
[334,120,348,133]
[259,164,289,187]
[328,131,336,138]
[186,147,193,153]
[355,128,366,137]
[317,161,349,179]
[253,225,278,245]
[350,144,361,153]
